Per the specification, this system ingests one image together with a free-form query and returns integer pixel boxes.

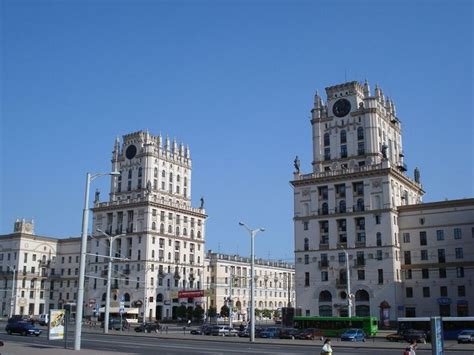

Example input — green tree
[220,305,229,317]
[262,309,272,318]
[255,309,262,317]
[193,305,204,321]
[186,306,194,320]
[273,309,280,319]
[176,305,187,319]
[207,307,217,318]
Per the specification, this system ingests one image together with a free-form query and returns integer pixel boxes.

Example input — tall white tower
[291,81,424,322]
[89,130,207,321]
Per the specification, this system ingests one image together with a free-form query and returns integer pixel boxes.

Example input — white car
[211,326,238,336]
[458,330,474,344]
[37,314,49,326]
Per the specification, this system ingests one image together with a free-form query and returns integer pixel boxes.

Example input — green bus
[293,316,378,337]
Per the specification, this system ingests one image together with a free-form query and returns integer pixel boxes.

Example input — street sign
[95,304,99,314]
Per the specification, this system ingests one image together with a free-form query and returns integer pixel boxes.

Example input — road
[1,332,473,355]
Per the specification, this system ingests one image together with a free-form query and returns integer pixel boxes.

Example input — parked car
[457,330,474,344]
[279,328,300,339]
[135,323,159,333]
[37,314,49,326]
[7,315,30,324]
[6,321,42,336]
[260,327,280,339]
[101,318,129,331]
[340,328,366,342]
[191,324,211,335]
[210,325,238,336]
[386,332,405,342]
[294,328,323,340]
[402,329,427,343]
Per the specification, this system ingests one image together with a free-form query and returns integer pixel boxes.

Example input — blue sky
[1,0,472,261]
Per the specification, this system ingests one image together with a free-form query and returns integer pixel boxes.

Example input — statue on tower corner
[94,189,100,204]
[294,156,301,174]
[414,167,421,183]
[146,180,152,195]
[381,145,388,159]
[200,197,205,209]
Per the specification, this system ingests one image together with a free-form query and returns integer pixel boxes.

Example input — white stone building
[291,80,473,322]
[204,251,295,322]
[86,131,207,321]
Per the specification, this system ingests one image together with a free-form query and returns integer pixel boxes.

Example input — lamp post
[97,229,126,334]
[340,249,352,317]
[238,222,265,343]
[74,171,119,351]
[8,265,16,318]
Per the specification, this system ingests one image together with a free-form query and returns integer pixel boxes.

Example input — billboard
[48,309,65,340]
[178,290,204,298]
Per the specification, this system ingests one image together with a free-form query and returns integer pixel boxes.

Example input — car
[6,321,42,336]
[37,314,49,326]
[260,327,280,339]
[340,328,366,342]
[134,322,159,333]
[457,330,474,344]
[294,328,324,340]
[386,332,405,342]
[402,329,427,344]
[101,318,129,331]
[210,325,238,336]
[279,328,300,339]
[191,324,212,335]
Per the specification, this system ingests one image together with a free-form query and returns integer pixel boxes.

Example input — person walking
[321,338,333,355]
[404,340,417,355]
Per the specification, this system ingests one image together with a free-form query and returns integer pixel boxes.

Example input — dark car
[279,328,300,339]
[457,330,474,344]
[260,327,281,339]
[295,328,324,340]
[402,329,427,343]
[386,332,405,342]
[101,318,129,331]
[6,321,42,336]
[135,323,159,333]
[340,328,366,342]
[191,324,211,335]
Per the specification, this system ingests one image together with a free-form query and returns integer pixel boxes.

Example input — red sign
[178,290,204,298]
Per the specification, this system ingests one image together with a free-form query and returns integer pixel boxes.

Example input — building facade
[86,131,207,321]
[292,80,473,322]
[204,251,295,322]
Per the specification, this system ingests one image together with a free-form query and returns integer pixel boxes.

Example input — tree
[176,305,187,319]
[193,305,204,321]
[273,309,280,319]
[186,306,194,320]
[262,309,272,319]
[254,309,262,317]
[220,305,229,318]
[207,307,217,318]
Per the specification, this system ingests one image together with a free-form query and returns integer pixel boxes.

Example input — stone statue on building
[200,197,205,209]
[294,156,301,174]
[381,145,388,159]
[94,189,100,203]
[414,167,421,183]
[146,180,152,195]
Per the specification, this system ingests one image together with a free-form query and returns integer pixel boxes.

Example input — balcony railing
[354,258,365,267]
[319,243,329,250]
[318,260,329,269]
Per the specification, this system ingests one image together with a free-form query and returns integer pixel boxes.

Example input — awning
[98,307,139,314]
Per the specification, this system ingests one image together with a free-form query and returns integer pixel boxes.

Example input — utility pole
[9,266,16,318]
[229,269,233,328]
[345,250,352,317]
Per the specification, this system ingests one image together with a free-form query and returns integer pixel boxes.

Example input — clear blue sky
[1,0,472,261]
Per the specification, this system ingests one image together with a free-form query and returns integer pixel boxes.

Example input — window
[421,250,428,261]
[378,269,383,284]
[419,231,427,246]
[321,271,328,282]
[324,147,330,161]
[338,253,346,263]
[304,255,309,265]
[439,268,446,278]
[454,228,462,239]
[357,270,365,280]
[440,286,448,297]
[406,287,413,298]
[357,127,364,140]
[438,249,446,263]
[404,251,411,264]
[304,238,309,251]
[375,215,381,224]
[304,272,310,287]
[456,267,464,278]
[422,268,429,279]
[436,230,444,241]
[303,221,309,230]
[341,145,347,158]
[340,130,347,144]
[405,269,412,280]
[458,285,466,297]
[403,233,410,243]
[455,248,464,259]
[423,287,430,298]
[376,250,382,260]
[376,232,382,246]
[323,133,330,146]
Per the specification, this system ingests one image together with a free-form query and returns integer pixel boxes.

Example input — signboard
[95,304,100,315]
[437,297,451,305]
[178,290,205,298]
[48,309,65,340]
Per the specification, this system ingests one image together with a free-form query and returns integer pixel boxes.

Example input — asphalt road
[1,332,473,355]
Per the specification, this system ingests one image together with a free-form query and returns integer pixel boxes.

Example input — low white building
[204,251,295,322]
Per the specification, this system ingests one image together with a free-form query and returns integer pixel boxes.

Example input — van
[38,314,49,326]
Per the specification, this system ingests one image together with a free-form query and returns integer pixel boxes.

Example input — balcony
[318,260,329,269]
[353,204,365,212]
[319,243,329,250]
[336,279,347,289]
[355,241,366,248]
[354,258,365,267]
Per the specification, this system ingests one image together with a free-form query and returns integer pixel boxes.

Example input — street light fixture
[97,228,126,334]
[238,221,265,343]
[339,248,353,317]
[7,265,16,318]
[74,171,120,351]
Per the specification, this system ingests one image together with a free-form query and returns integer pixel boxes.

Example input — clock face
[332,98,351,117]
[125,144,137,160]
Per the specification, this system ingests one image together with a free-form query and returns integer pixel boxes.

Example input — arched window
[156,293,164,302]
[162,170,166,178]
[160,224,164,233]
[152,222,156,230]
[177,175,180,182]
[340,130,347,144]
[124,293,130,302]
[304,238,309,251]
[169,172,173,182]
[319,290,332,303]
[191,230,195,239]
[324,133,330,146]
[154,168,158,178]
[357,127,364,140]
[176,227,180,236]
[138,167,142,177]
[128,169,132,179]
[339,200,346,213]
[168,225,172,233]
[183,228,187,236]
[322,203,328,215]
[197,231,201,238]
[355,289,370,302]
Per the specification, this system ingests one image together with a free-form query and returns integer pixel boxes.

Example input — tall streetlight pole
[238,222,264,343]
[342,249,352,317]
[74,171,119,351]
[97,229,126,334]
[8,265,16,318]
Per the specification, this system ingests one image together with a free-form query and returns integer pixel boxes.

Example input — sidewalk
[0,342,134,355]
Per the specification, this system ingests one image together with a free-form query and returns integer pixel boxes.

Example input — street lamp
[74,171,119,351]
[238,221,265,343]
[7,265,16,318]
[97,229,126,334]
[339,248,353,317]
